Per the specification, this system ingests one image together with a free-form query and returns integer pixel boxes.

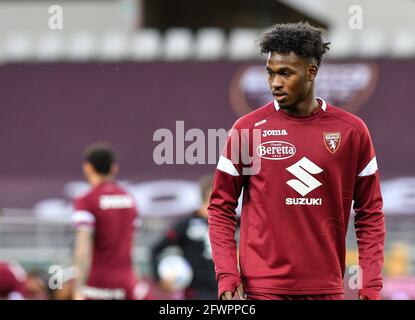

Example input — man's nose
[271,76,283,89]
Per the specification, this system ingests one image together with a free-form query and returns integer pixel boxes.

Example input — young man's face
[266,51,316,110]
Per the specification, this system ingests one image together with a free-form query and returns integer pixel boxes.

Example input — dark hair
[199,174,214,202]
[258,21,330,66]
[84,142,116,175]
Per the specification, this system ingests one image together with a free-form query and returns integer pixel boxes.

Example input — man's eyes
[267,70,292,77]
[267,71,290,76]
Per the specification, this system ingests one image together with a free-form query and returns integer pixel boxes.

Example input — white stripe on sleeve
[73,210,96,225]
[358,156,378,177]
[217,156,240,176]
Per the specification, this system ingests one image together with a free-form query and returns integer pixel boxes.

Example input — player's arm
[73,228,93,299]
[208,122,248,300]
[72,197,96,300]
[353,124,386,300]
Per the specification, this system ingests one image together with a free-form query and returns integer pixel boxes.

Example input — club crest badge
[324,132,341,153]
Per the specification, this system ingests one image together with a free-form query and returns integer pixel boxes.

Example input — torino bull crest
[324,132,341,153]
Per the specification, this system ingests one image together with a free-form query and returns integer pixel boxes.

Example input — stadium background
[0,0,414,299]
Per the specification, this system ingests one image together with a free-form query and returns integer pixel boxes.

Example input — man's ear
[307,64,318,81]
[111,163,119,177]
[82,161,96,181]
[83,162,93,177]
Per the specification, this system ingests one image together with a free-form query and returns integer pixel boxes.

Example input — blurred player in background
[0,261,49,300]
[151,175,217,300]
[72,142,150,300]
[209,22,385,300]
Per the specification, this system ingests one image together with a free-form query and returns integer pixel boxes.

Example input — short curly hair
[258,21,330,66]
[84,142,115,175]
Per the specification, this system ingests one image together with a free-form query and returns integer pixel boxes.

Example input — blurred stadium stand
[0,214,168,276]
[130,28,162,60]
[1,27,415,62]
[0,0,414,62]
[0,28,415,62]
[194,28,226,60]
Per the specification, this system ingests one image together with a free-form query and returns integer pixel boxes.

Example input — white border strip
[275,97,327,112]
[316,97,327,111]
[73,210,96,224]
[274,100,280,111]
[217,156,240,176]
[358,157,378,177]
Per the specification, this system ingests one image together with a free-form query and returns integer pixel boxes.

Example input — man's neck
[283,94,320,117]
[89,175,112,188]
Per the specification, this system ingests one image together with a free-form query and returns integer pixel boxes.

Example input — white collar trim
[274,97,327,112]
[273,99,280,111]
[317,97,327,111]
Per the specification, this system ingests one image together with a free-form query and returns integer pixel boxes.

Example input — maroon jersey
[208,98,386,300]
[73,181,139,300]
[0,261,28,299]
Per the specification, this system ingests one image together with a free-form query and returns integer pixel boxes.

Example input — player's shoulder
[233,101,275,129]
[74,187,94,207]
[326,102,368,133]
[90,181,128,197]
[73,182,112,206]
[105,181,130,195]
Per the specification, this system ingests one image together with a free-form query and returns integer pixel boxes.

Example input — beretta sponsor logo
[257,141,296,160]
